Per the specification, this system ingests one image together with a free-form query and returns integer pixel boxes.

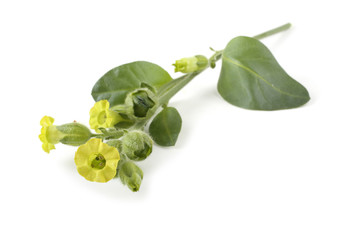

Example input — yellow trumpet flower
[89,100,122,132]
[39,116,64,153]
[74,138,120,183]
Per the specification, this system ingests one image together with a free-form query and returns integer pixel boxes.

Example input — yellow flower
[39,116,64,153]
[74,138,120,183]
[89,100,122,132]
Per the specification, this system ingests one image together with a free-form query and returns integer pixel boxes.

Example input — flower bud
[173,55,209,73]
[125,88,157,119]
[121,130,153,161]
[56,122,92,146]
[118,161,143,192]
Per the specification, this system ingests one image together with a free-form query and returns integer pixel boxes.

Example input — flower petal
[40,116,54,127]
[89,100,122,131]
[105,159,119,170]
[96,165,117,183]
[42,143,55,153]
[77,166,97,182]
[98,100,109,110]
[74,144,92,167]
[39,117,56,153]
[86,138,101,151]
[102,145,121,162]
[39,130,47,143]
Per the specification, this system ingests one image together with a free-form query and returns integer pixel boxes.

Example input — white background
[1,0,359,239]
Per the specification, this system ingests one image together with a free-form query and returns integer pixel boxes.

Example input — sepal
[124,88,158,119]
[57,123,92,146]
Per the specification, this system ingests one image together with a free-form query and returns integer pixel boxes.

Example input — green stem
[209,50,223,68]
[91,129,125,140]
[253,23,291,40]
[158,72,201,105]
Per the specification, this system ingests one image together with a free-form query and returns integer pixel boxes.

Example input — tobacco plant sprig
[39,23,310,192]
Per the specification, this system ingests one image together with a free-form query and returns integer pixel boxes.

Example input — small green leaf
[149,107,182,146]
[217,36,310,110]
[92,61,172,106]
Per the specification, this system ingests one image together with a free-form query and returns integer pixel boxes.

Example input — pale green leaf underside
[217,36,310,110]
[92,61,172,106]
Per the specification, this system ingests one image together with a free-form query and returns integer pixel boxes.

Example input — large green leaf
[149,107,182,146]
[217,36,310,110]
[92,61,172,106]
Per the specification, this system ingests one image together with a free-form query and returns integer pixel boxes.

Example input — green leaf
[149,107,182,146]
[92,61,172,106]
[217,36,310,110]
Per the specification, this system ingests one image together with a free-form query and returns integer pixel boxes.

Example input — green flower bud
[56,122,92,146]
[173,55,209,73]
[118,161,143,192]
[121,130,153,161]
[125,88,158,119]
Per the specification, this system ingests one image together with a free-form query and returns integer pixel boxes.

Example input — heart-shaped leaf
[149,107,182,146]
[92,61,172,106]
[217,36,310,110]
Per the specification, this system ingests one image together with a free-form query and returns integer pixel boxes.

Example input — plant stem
[253,23,291,40]
[158,72,201,105]
[91,129,125,139]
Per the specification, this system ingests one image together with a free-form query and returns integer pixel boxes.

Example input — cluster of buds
[39,88,156,192]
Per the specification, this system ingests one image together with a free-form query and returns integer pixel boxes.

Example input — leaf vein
[223,55,307,99]
[161,112,174,144]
